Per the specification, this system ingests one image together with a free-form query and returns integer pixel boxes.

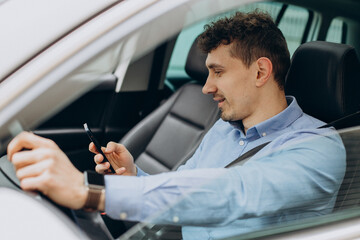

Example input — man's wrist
[83,170,105,211]
[81,186,105,211]
[98,189,105,211]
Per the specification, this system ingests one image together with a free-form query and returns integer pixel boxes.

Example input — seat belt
[225,142,270,168]
[319,111,360,130]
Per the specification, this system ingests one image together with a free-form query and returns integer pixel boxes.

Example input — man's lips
[213,95,225,101]
[213,96,225,107]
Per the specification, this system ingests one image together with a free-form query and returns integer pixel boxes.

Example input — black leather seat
[285,41,360,124]
[120,39,218,174]
[285,41,360,211]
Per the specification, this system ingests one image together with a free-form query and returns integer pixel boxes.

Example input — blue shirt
[105,96,346,239]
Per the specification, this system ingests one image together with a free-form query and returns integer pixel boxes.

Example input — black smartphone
[83,123,115,173]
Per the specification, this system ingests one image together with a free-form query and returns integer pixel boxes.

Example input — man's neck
[242,91,288,134]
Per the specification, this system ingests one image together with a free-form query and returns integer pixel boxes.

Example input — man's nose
[202,77,216,95]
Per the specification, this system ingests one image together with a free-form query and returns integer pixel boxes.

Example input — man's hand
[89,142,136,176]
[7,132,87,209]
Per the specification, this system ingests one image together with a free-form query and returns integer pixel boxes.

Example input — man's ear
[255,57,273,87]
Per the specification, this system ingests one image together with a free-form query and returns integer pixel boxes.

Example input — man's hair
[197,10,290,89]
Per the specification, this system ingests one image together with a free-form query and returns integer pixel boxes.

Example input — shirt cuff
[136,165,148,177]
[104,175,144,221]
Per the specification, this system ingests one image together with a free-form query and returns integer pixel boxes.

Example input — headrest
[185,38,208,84]
[285,41,360,123]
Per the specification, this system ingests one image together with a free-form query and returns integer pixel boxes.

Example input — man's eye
[214,71,221,76]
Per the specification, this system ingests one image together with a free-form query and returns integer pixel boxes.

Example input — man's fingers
[115,167,126,175]
[20,174,48,192]
[88,142,99,154]
[16,159,51,181]
[105,142,126,154]
[94,154,104,164]
[12,148,54,170]
[8,132,56,161]
[95,162,110,174]
[89,142,107,155]
[105,141,117,153]
[91,141,126,154]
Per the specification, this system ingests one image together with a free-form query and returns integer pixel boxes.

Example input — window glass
[165,20,208,79]
[326,18,345,43]
[278,5,309,55]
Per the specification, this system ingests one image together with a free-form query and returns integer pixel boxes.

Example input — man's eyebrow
[207,63,224,69]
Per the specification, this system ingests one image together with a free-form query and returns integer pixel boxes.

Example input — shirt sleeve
[105,132,346,226]
[136,165,148,177]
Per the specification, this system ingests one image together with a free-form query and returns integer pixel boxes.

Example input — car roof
[0,0,117,81]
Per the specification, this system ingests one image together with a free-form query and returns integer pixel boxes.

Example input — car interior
[0,0,360,239]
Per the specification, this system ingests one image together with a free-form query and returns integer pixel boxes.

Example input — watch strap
[84,187,103,211]
[83,170,105,211]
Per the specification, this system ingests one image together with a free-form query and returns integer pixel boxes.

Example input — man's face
[202,44,259,122]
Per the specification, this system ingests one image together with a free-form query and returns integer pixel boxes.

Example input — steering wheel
[0,155,114,240]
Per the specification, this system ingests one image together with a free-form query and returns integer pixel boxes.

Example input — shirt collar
[230,96,303,139]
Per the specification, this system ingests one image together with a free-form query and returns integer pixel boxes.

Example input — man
[7,11,345,239]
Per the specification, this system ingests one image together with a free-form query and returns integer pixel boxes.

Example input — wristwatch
[83,170,105,211]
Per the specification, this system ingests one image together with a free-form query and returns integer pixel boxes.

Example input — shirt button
[120,212,127,220]
[262,132,267,137]
[239,140,245,146]
[173,216,179,223]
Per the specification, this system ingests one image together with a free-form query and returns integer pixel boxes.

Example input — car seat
[285,41,360,124]
[119,39,218,174]
[285,41,360,211]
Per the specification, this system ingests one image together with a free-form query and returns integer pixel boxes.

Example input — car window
[326,18,346,43]
[277,5,310,55]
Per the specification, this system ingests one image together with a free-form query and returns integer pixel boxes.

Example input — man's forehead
[205,44,239,68]
[206,55,222,69]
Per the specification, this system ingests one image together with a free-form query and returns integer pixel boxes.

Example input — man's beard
[220,107,233,122]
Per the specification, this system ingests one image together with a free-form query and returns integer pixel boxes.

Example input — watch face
[85,171,104,186]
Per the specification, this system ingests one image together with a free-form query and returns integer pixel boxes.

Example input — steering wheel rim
[0,155,114,240]
[0,155,79,220]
